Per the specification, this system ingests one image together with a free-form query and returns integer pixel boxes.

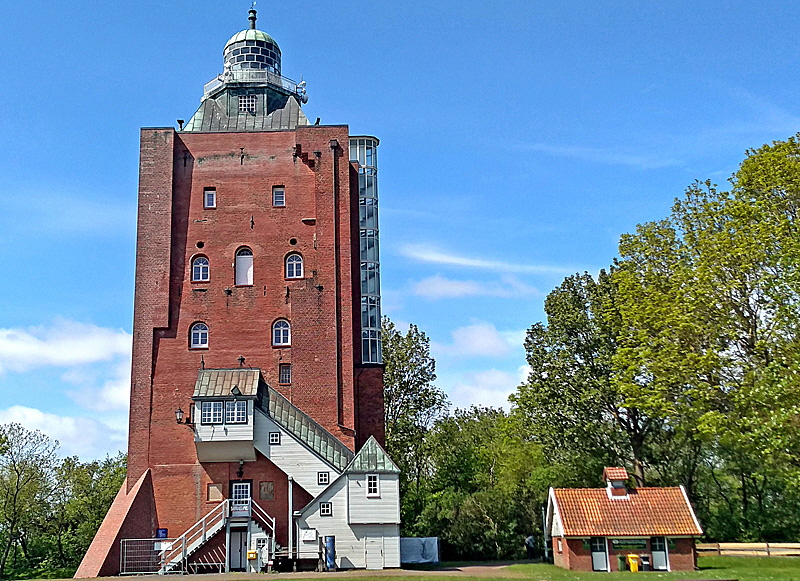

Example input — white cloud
[445,365,531,411]
[521,142,680,169]
[400,244,575,275]
[433,322,525,358]
[0,319,131,373]
[65,357,131,412]
[412,274,540,299]
[0,406,127,459]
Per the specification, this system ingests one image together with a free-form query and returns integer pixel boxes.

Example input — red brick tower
[76,10,386,576]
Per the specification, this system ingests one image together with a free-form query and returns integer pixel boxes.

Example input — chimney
[603,467,629,498]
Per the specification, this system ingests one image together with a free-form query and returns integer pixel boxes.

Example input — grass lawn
[501,556,800,580]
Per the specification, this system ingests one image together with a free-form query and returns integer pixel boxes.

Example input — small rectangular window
[226,400,247,424]
[272,187,285,207]
[204,187,216,208]
[320,502,332,517]
[367,474,379,497]
[279,363,292,385]
[238,94,257,113]
[269,432,281,445]
[317,472,329,486]
[201,401,223,424]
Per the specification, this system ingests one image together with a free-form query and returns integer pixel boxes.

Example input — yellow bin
[247,550,258,560]
[626,554,640,572]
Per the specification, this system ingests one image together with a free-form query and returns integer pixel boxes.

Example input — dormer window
[226,400,247,423]
[200,401,224,424]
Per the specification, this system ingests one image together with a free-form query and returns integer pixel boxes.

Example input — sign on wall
[610,539,647,551]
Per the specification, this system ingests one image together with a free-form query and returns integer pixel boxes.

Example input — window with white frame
[192,256,210,282]
[269,432,281,445]
[225,400,247,423]
[200,401,223,424]
[190,322,209,348]
[272,186,285,207]
[367,474,379,497]
[238,94,257,113]
[235,247,254,285]
[319,502,332,517]
[272,320,290,346]
[279,363,292,384]
[317,472,329,486]
[285,254,303,279]
[204,187,216,208]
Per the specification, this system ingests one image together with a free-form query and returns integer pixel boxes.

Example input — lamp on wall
[237,460,244,479]
[174,407,185,423]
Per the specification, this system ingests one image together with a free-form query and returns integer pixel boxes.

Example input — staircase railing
[250,499,276,536]
[160,499,230,574]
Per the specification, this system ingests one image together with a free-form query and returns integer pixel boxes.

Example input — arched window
[190,322,209,349]
[235,247,253,285]
[192,256,210,281]
[272,320,290,346]
[285,254,303,279]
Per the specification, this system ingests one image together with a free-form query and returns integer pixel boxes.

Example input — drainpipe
[288,476,294,561]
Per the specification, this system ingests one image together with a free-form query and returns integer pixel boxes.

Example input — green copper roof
[225,29,280,50]
[344,436,400,474]
[266,386,354,472]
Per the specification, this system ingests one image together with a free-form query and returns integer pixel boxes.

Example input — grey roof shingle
[182,93,308,133]
[193,368,263,398]
[344,436,400,474]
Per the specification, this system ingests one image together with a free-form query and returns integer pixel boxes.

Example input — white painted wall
[253,408,340,496]
[194,401,254,442]
[347,474,400,524]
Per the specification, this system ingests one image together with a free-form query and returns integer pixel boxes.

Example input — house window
[200,401,223,424]
[190,322,209,349]
[235,247,254,285]
[225,400,247,423]
[238,94,257,113]
[279,363,292,384]
[203,187,216,208]
[272,320,290,346]
[192,256,210,281]
[269,432,281,445]
[557,538,563,553]
[318,472,329,486]
[285,254,303,279]
[272,187,285,207]
[320,502,332,517]
[367,474,379,497]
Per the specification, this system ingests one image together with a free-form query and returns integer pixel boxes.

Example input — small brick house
[545,467,703,572]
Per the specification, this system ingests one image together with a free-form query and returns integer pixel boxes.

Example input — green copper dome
[224,28,280,51]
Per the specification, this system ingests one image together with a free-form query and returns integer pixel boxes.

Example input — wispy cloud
[0,319,131,373]
[64,357,131,412]
[521,142,681,170]
[400,244,575,275]
[412,274,540,299]
[0,406,127,459]
[444,365,531,411]
[433,322,525,359]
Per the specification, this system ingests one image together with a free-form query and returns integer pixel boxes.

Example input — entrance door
[365,536,384,569]
[590,537,608,571]
[229,529,248,571]
[651,537,669,571]
[230,481,251,517]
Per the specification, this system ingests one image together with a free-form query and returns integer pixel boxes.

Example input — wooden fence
[697,543,800,557]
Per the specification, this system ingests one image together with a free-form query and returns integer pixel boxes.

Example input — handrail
[160,500,229,573]
[251,499,276,535]
[203,69,305,99]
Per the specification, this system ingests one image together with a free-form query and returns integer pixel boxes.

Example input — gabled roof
[265,387,353,472]
[550,486,702,537]
[344,436,400,474]
[603,467,629,481]
[194,368,263,398]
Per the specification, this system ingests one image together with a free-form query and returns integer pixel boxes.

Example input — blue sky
[1,1,799,458]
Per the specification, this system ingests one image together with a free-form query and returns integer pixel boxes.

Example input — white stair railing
[160,499,230,573]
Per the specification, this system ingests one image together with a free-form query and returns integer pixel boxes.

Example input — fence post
[717,543,721,556]
[766,542,771,557]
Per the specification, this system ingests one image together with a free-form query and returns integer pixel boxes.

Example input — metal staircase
[157,499,275,574]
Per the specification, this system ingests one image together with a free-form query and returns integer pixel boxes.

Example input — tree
[381,317,448,533]
[0,424,57,579]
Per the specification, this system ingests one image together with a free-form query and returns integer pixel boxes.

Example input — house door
[229,529,248,571]
[230,481,252,517]
[365,536,384,569]
[590,537,608,571]
[651,537,669,571]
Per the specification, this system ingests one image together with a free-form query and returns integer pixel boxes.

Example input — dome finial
[248,3,257,30]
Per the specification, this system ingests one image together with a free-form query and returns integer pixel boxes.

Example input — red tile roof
[552,487,702,537]
[602,467,629,481]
